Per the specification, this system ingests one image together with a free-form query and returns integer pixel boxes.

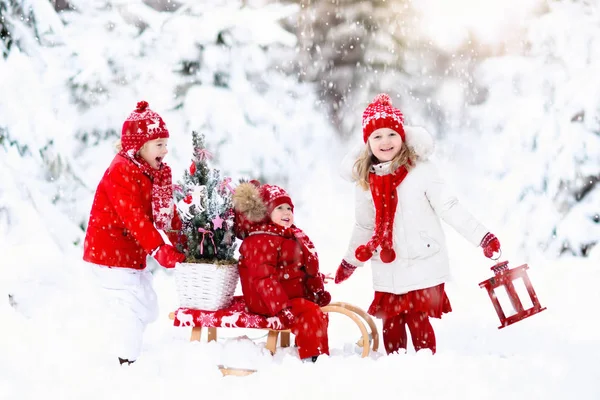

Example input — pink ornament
[212,215,225,230]
[195,148,213,162]
[197,227,217,255]
[218,177,235,194]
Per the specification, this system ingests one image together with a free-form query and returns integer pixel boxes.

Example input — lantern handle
[490,249,502,261]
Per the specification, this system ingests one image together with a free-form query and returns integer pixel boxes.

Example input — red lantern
[479,260,546,329]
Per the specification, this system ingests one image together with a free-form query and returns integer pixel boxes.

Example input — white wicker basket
[174,262,239,311]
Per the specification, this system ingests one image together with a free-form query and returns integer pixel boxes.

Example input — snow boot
[118,357,135,366]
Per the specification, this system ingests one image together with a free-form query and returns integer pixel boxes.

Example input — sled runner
[168,297,379,365]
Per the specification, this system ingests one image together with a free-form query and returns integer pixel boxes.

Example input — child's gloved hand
[480,232,501,258]
[165,230,187,251]
[310,290,332,307]
[334,260,357,284]
[277,308,296,327]
[154,244,185,269]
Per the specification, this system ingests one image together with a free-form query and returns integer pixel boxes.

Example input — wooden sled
[321,302,379,357]
[169,301,379,376]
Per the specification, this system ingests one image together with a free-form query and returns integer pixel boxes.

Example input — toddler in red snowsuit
[233,181,331,362]
[83,101,185,364]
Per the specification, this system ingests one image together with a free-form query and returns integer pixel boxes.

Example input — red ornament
[183,195,193,204]
[479,260,546,329]
[190,162,196,175]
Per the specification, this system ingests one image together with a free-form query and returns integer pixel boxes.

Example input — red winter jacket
[83,154,180,269]
[238,224,324,316]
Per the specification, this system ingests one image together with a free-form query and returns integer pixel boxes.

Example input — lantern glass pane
[513,277,534,310]
[493,286,517,317]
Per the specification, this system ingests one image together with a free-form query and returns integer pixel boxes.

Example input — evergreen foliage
[0,1,12,58]
[288,0,416,137]
[174,131,237,264]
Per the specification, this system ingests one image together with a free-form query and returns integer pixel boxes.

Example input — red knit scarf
[248,223,319,276]
[355,165,409,263]
[120,151,174,231]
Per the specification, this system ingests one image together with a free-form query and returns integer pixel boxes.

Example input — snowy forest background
[2,0,598,267]
[0,0,600,399]
[2,0,600,398]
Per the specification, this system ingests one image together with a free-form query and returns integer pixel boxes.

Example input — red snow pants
[382,312,436,354]
[287,298,329,359]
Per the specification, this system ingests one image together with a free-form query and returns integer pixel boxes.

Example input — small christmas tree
[174,131,237,264]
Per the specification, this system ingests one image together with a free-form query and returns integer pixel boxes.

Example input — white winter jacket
[342,127,489,295]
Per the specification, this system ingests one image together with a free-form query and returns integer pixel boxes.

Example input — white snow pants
[90,264,159,361]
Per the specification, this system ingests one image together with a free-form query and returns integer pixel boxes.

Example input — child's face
[368,128,403,162]
[270,203,294,228]
[139,138,169,169]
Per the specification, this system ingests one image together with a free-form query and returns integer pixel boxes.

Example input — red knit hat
[362,93,405,143]
[232,181,294,239]
[259,183,294,215]
[121,101,170,154]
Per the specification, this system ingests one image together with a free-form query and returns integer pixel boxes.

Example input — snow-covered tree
[281,0,477,140]
[0,0,86,254]
[174,131,237,263]
[58,0,338,203]
[167,1,338,190]
[284,0,420,137]
[447,0,600,258]
[1,0,338,250]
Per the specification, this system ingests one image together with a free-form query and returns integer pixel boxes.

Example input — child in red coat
[83,101,185,365]
[233,181,330,362]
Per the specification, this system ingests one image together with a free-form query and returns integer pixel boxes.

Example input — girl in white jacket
[335,93,501,355]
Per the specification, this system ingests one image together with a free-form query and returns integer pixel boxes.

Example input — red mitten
[306,275,325,293]
[480,232,501,258]
[154,244,185,269]
[277,308,296,327]
[311,290,332,307]
[334,260,357,284]
[166,207,187,251]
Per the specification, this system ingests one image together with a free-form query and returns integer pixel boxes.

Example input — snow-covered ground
[2,1,599,398]
[2,154,599,400]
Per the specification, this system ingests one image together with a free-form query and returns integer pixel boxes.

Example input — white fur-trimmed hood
[339,126,435,181]
[404,126,434,160]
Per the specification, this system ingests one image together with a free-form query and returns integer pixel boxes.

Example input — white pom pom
[404,126,434,160]
[372,93,392,106]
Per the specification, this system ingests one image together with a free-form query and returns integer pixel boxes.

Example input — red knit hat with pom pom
[362,93,405,143]
[121,101,170,154]
[232,180,294,240]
